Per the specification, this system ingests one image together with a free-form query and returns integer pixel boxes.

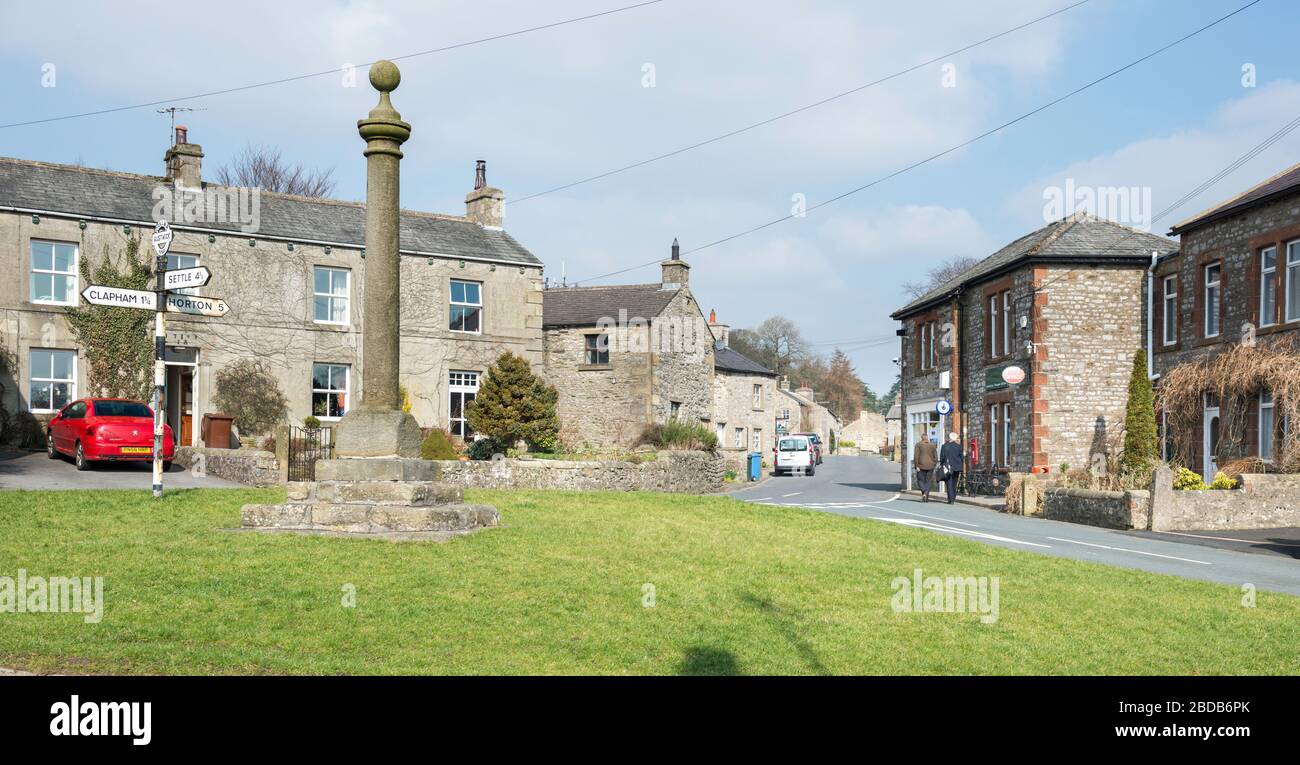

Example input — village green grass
[1,487,1297,675]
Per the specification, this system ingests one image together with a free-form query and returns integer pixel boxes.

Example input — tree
[877,373,901,415]
[821,349,865,423]
[215,144,337,198]
[63,234,154,400]
[211,359,288,437]
[466,351,559,451]
[1121,350,1159,475]
[902,256,980,299]
[753,316,809,379]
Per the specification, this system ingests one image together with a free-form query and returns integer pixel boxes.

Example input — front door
[180,371,194,445]
[1203,399,1220,479]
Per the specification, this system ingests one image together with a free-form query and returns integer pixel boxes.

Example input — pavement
[728,454,1300,596]
[0,449,242,491]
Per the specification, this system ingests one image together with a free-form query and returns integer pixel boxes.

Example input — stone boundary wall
[433,450,724,494]
[1044,487,1150,530]
[175,446,280,487]
[1152,473,1300,531]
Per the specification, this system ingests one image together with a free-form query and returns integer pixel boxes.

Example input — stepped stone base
[240,458,497,540]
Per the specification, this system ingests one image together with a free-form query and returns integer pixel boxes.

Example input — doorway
[164,347,198,447]
[1203,394,1220,480]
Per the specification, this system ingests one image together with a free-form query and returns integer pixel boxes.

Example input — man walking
[940,432,964,504]
[913,435,938,502]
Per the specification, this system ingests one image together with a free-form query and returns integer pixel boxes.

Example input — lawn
[0,487,1297,675]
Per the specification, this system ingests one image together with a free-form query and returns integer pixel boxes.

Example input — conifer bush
[1121,350,1159,476]
[465,352,559,452]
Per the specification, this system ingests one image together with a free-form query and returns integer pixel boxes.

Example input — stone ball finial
[369,60,401,92]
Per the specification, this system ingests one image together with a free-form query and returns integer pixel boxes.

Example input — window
[30,349,75,412]
[311,363,349,419]
[1287,240,1300,323]
[716,422,726,440]
[751,428,763,452]
[670,401,681,420]
[1259,392,1275,462]
[449,370,480,439]
[30,240,78,305]
[1203,262,1221,338]
[752,384,763,409]
[1001,402,1012,467]
[313,266,350,324]
[1162,275,1178,345]
[1260,246,1277,327]
[1002,291,1011,357]
[734,427,745,448]
[988,404,999,467]
[449,279,482,333]
[918,320,939,371]
[167,253,201,296]
[987,290,1010,358]
[584,333,610,365]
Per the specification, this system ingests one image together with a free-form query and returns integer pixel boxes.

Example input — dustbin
[747,452,762,482]
[201,413,235,449]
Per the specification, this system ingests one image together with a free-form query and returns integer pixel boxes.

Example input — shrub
[466,352,559,451]
[1121,350,1159,475]
[420,428,458,460]
[636,420,718,453]
[212,359,288,437]
[303,415,321,429]
[1173,467,1208,491]
[723,470,738,482]
[838,440,856,448]
[467,438,505,461]
[1209,471,1239,490]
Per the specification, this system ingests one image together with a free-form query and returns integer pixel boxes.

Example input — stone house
[840,410,887,452]
[541,242,715,449]
[776,383,841,450]
[0,131,544,446]
[706,312,778,470]
[890,213,1175,490]
[1151,162,1300,477]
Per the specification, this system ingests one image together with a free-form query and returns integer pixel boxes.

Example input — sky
[3,0,1299,393]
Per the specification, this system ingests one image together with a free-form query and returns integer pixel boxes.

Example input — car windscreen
[93,401,152,417]
[778,439,808,451]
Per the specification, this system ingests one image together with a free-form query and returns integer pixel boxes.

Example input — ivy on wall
[63,234,154,401]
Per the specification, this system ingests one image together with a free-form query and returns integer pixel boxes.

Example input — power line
[572,0,1261,286]
[512,0,1091,204]
[0,0,665,130]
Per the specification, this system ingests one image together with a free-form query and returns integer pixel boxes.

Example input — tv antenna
[157,106,206,143]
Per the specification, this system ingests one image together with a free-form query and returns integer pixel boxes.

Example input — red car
[46,398,174,471]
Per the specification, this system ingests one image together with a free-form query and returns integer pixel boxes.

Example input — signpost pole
[150,221,173,499]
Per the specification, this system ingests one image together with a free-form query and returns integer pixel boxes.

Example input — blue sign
[935,400,952,415]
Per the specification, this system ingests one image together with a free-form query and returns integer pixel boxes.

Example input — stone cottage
[776,383,841,450]
[890,212,1176,490]
[0,130,544,446]
[541,241,715,449]
[706,311,778,470]
[840,409,887,452]
[1152,162,1300,477]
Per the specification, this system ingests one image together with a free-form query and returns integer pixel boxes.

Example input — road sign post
[151,220,173,499]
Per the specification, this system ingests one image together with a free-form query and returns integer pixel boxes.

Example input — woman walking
[913,436,938,502]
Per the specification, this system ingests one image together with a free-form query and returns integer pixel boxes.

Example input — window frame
[1286,239,1300,324]
[752,383,763,410]
[1260,245,1277,328]
[310,362,350,421]
[733,426,745,449]
[988,403,999,467]
[1203,262,1221,339]
[1259,391,1275,462]
[1001,291,1011,358]
[29,239,79,307]
[312,265,351,326]
[448,370,480,439]
[166,252,202,296]
[1001,402,1012,467]
[583,332,610,366]
[1162,274,1178,346]
[29,348,77,413]
[449,278,483,334]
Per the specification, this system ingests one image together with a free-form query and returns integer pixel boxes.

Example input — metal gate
[287,425,333,481]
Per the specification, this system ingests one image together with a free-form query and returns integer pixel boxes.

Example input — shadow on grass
[676,646,742,676]
[739,592,829,675]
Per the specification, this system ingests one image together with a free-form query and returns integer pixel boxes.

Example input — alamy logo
[890,568,1000,624]
[150,184,261,233]
[49,695,151,746]
[1042,178,1152,231]
[0,569,103,624]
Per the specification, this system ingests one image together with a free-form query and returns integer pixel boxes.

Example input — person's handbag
[936,462,952,481]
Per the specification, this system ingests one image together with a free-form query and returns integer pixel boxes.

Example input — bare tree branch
[215,144,336,198]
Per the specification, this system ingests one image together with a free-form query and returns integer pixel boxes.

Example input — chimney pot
[474,159,487,190]
[671,237,680,260]
[660,238,690,289]
[175,125,188,145]
[465,160,505,228]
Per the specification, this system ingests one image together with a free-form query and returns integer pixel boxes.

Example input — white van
[775,436,815,477]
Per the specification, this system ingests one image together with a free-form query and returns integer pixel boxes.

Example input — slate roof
[0,157,542,266]
[542,283,680,328]
[714,346,776,376]
[891,213,1175,319]
[1169,162,1300,235]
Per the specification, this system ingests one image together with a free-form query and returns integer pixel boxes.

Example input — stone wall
[1151,473,1300,531]
[841,411,887,450]
[174,446,280,487]
[1044,487,1150,530]
[433,450,724,494]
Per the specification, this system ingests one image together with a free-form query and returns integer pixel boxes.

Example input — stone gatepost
[1148,464,1174,531]
[240,61,497,540]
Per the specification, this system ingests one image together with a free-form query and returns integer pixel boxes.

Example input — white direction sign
[81,285,157,310]
[165,293,230,318]
[163,266,212,291]
[151,220,173,258]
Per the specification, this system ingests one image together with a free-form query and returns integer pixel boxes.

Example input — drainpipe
[1146,250,1160,382]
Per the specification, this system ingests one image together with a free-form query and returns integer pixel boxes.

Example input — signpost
[78,219,232,498]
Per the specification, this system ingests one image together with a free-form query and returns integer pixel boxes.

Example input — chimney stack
[465,159,505,229]
[165,125,203,189]
[661,237,690,289]
[707,308,729,349]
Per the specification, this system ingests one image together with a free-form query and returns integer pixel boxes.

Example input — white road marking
[872,517,1051,548]
[1160,530,1299,546]
[866,504,980,527]
[781,492,801,497]
[1045,537,1212,565]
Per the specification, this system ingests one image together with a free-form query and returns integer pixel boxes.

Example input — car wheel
[807,465,815,477]
[47,433,58,459]
[163,461,173,473]
[74,442,91,471]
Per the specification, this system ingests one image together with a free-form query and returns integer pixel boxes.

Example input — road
[0,450,241,491]
[729,454,1300,596]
